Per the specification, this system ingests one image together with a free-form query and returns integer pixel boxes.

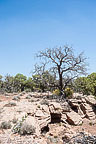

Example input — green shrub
[0,121,11,129]
[89,121,93,126]
[24,88,32,93]
[64,88,73,98]
[53,89,60,96]
[40,99,49,105]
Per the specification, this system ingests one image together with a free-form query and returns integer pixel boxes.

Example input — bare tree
[37,45,87,94]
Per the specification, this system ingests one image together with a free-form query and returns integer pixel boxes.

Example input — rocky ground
[0,92,96,144]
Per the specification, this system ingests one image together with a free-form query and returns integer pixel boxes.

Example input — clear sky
[0,0,96,77]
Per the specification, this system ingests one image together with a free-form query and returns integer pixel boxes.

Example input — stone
[49,102,62,123]
[68,132,96,144]
[61,114,67,122]
[73,93,83,99]
[78,106,85,118]
[35,110,45,118]
[66,111,83,125]
[80,103,96,120]
[61,102,71,112]
[69,99,81,107]
[35,107,51,130]
[85,95,96,105]
[68,99,79,113]
[49,102,62,114]
[80,103,92,113]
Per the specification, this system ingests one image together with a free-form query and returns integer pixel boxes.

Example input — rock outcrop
[0,92,96,143]
[66,111,83,125]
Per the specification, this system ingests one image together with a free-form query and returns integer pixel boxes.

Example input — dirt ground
[0,92,96,144]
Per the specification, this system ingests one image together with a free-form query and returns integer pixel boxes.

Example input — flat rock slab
[49,102,62,114]
[85,95,96,105]
[66,111,83,125]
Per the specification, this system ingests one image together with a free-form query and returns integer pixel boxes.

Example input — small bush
[12,115,27,134]
[9,102,16,106]
[0,121,11,129]
[34,87,42,92]
[29,99,35,103]
[25,88,32,93]
[37,105,40,108]
[20,123,35,135]
[26,95,31,99]
[53,89,60,96]
[12,96,20,101]
[89,121,93,126]
[40,99,49,105]
[64,88,73,98]
[12,118,18,124]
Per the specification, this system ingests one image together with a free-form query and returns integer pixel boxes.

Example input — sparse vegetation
[40,99,49,105]
[64,87,73,98]
[89,121,93,126]
[12,118,18,124]
[12,115,28,134]
[37,105,40,108]
[53,89,60,96]
[12,96,20,101]
[0,121,11,129]
[20,123,36,135]
[9,102,16,106]
[26,95,31,99]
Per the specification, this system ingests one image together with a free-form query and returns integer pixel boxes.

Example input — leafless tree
[37,45,87,94]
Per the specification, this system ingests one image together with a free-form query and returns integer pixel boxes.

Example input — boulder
[61,102,71,112]
[68,99,80,113]
[49,102,62,123]
[35,110,46,118]
[78,106,85,118]
[85,95,96,105]
[61,114,67,122]
[66,111,83,125]
[49,102,62,114]
[73,93,83,99]
[69,99,81,107]
[80,103,92,113]
[35,106,51,130]
[80,103,96,120]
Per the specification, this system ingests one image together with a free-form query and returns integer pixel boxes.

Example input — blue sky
[0,0,96,77]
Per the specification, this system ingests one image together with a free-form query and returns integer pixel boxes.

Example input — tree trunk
[58,66,63,95]
[21,85,24,92]
[59,73,63,92]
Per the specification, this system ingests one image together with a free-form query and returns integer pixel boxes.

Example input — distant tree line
[74,72,96,96]
[0,72,96,96]
[0,72,56,93]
